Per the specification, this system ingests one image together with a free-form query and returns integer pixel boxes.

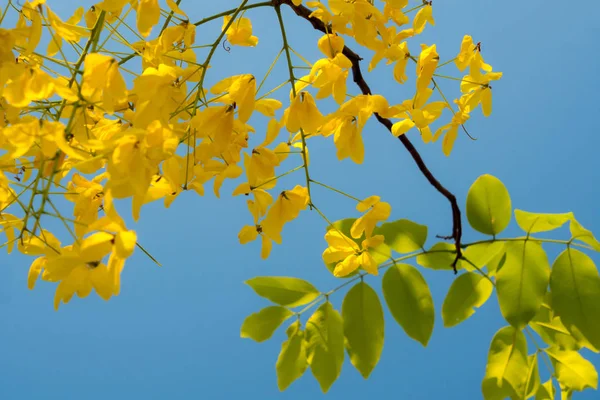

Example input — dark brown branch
[277,0,462,271]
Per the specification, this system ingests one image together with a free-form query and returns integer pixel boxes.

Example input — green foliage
[515,210,573,234]
[240,306,293,342]
[496,241,550,329]
[442,271,493,328]
[570,219,600,251]
[276,321,308,391]
[342,281,384,378]
[245,277,320,307]
[305,302,345,393]
[482,326,529,399]
[382,263,434,346]
[416,242,455,270]
[535,380,556,400]
[466,174,512,236]
[550,248,600,351]
[521,354,541,399]
[242,174,600,397]
[374,219,427,253]
[546,347,598,392]
[458,241,505,272]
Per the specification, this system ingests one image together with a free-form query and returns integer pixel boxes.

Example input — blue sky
[1,0,599,399]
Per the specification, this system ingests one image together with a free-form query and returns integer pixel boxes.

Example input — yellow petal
[80,231,114,262]
[115,230,136,259]
[27,256,46,290]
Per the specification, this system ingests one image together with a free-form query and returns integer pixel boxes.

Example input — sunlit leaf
[382,264,434,346]
[483,326,529,396]
[496,240,550,329]
[466,174,511,235]
[550,248,600,351]
[245,277,320,307]
[342,281,384,378]
[442,271,493,328]
[530,299,581,351]
[416,242,455,270]
[374,219,427,253]
[545,347,598,392]
[514,210,573,234]
[519,354,540,399]
[458,241,505,272]
[570,219,600,251]
[276,321,308,391]
[487,249,507,277]
[535,379,555,400]
[482,376,516,400]
[240,306,293,342]
[305,302,344,393]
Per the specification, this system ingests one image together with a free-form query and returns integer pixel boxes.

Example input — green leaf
[514,210,573,234]
[487,250,507,277]
[535,379,555,400]
[240,306,293,342]
[550,248,600,351]
[374,219,427,253]
[570,219,600,251]
[416,242,455,271]
[276,321,308,391]
[442,271,493,328]
[520,354,540,399]
[482,377,516,400]
[466,174,512,236]
[382,264,434,346]
[342,281,384,378]
[458,241,505,272]
[305,302,344,393]
[245,277,320,307]
[545,347,598,392]
[530,303,580,351]
[496,240,550,329]
[483,326,529,396]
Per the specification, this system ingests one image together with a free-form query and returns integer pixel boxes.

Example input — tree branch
[276,0,463,271]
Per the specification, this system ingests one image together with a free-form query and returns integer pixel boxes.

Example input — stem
[310,179,361,202]
[192,1,272,26]
[274,4,313,202]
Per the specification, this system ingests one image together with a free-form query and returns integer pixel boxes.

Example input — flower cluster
[0,0,500,309]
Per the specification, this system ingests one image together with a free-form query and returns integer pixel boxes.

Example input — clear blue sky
[1,1,599,399]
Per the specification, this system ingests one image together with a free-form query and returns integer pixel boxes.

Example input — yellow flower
[261,186,310,244]
[369,27,410,84]
[351,196,392,239]
[322,229,384,277]
[210,74,256,123]
[317,34,345,59]
[433,106,470,156]
[237,192,275,259]
[320,95,390,163]
[390,88,447,142]
[413,4,435,34]
[223,16,258,47]
[285,91,324,134]
[26,227,137,310]
[46,6,90,50]
[415,44,439,96]
[81,53,128,114]
[455,35,476,71]
[309,54,351,104]
[137,0,160,37]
